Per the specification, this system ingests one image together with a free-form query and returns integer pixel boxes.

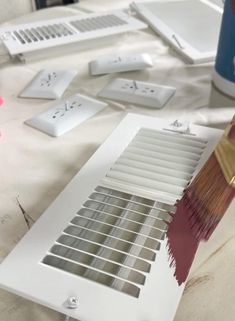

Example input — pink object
[0,96,4,106]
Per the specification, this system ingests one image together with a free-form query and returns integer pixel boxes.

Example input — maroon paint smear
[167,197,200,286]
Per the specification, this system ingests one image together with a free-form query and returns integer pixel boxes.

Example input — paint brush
[167,116,235,285]
[183,115,235,241]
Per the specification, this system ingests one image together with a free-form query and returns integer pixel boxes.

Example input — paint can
[213,0,235,98]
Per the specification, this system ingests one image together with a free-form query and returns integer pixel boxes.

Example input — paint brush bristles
[183,116,235,241]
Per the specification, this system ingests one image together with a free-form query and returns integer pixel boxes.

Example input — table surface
[0,2,235,321]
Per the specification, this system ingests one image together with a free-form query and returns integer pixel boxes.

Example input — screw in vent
[65,296,79,309]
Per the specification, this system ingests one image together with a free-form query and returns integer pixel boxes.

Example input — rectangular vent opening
[0,10,148,62]
[11,14,127,46]
[70,14,127,33]
[41,126,208,298]
[12,23,75,45]
[42,187,175,298]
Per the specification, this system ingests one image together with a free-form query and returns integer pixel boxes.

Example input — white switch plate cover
[89,53,153,75]
[99,78,176,108]
[19,69,78,99]
[25,94,107,137]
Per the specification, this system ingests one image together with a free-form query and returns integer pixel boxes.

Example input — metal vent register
[0,11,146,60]
[12,15,127,45]
[43,186,174,298]
[0,115,222,321]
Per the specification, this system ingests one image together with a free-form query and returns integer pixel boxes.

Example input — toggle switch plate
[25,93,107,137]
[19,69,78,100]
[98,78,176,108]
[89,53,153,75]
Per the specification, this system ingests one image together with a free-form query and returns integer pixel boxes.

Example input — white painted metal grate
[70,15,127,32]
[0,115,223,321]
[0,11,147,57]
[12,15,127,45]
[12,24,75,44]
[42,127,208,298]
[43,186,175,298]
[103,127,208,203]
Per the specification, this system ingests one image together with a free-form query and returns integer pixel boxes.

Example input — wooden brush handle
[215,115,235,187]
[228,115,235,139]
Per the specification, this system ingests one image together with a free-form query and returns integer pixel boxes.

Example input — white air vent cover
[0,114,222,321]
[0,11,147,60]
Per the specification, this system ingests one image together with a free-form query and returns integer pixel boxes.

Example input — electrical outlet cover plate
[89,53,153,75]
[25,94,107,136]
[99,78,176,108]
[19,69,78,100]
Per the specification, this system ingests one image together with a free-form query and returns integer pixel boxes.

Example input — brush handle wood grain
[228,122,235,139]
[215,118,235,187]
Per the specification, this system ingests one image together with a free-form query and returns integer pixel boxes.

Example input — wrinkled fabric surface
[0,2,235,321]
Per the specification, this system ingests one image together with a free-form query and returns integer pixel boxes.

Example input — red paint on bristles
[175,119,235,243]
[167,118,235,285]
[184,153,235,241]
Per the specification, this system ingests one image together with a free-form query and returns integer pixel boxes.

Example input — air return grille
[0,11,147,57]
[43,186,175,297]
[12,15,127,45]
[42,126,208,297]
[0,115,223,321]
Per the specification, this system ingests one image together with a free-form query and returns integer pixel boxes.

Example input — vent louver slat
[50,245,146,285]
[86,196,168,230]
[95,186,175,212]
[61,229,157,261]
[138,128,207,147]
[56,235,151,272]
[43,255,141,297]
[131,139,201,161]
